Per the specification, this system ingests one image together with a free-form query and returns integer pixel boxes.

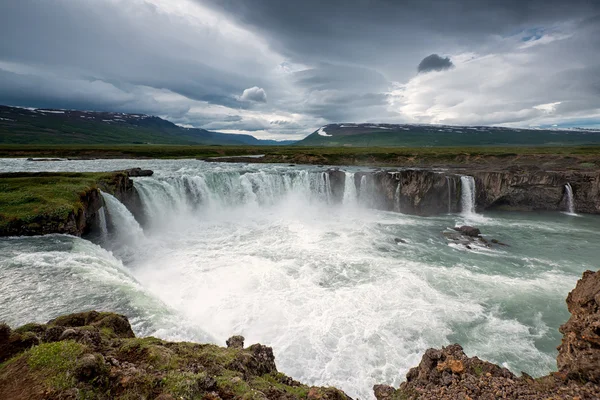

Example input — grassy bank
[0,172,117,233]
[2,144,600,159]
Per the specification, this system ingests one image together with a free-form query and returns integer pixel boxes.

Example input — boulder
[453,225,481,237]
[226,335,245,349]
[126,168,154,177]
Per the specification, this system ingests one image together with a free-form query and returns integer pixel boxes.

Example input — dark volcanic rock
[557,270,600,382]
[226,335,245,349]
[453,225,481,237]
[126,167,154,177]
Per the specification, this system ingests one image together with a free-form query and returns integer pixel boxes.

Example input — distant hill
[0,105,295,146]
[297,123,600,147]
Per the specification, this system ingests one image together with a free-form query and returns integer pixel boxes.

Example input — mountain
[0,105,295,146]
[297,123,600,147]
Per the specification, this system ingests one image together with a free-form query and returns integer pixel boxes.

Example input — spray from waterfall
[460,176,476,215]
[564,183,576,215]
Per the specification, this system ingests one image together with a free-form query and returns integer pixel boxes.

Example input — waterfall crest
[460,176,476,215]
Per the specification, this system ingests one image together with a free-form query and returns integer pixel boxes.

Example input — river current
[1,158,599,399]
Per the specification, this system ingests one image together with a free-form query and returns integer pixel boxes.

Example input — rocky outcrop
[326,168,600,215]
[473,170,600,213]
[0,311,350,400]
[376,269,600,400]
[557,270,600,382]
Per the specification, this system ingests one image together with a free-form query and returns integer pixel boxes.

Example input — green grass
[0,172,115,230]
[1,144,600,160]
[27,340,86,390]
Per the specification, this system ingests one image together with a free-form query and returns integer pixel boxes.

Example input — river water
[1,158,599,399]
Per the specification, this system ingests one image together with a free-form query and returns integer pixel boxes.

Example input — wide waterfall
[2,159,600,400]
[460,176,476,215]
[133,169,335,224]
[565,183,576,215]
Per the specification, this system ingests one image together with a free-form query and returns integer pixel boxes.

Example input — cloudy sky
[1,0,599,139]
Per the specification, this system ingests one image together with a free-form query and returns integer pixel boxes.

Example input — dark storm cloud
[418,54,454,73]
[0,0,268,109]
[200,0,600,81]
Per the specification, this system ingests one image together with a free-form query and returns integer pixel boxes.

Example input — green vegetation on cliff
[0,311,349,400]
[0,171,130,236]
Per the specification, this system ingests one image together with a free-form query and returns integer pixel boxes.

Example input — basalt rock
[325,168,600,215]
[126,168,154,177]
[453,225,481,237]
[557,270,600,382]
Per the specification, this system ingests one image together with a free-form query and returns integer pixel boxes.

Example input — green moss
[252,373,309,398]
[216,370,256,398]
[13,323,47,335]
[161,371,207,399]
[0,172,117,231]
[26,340,86,390]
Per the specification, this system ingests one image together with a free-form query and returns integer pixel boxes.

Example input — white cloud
[240,86,268,103]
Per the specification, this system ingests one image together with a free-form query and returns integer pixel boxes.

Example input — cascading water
[134,170,336,224]
[565,183,576,215]
[97,206,108,241]
[100,191,145,244]
[394,181,402,212]
[342,172,357,206]
[446,176,455,214]
[358,175,376,207]
[460,176,476,215]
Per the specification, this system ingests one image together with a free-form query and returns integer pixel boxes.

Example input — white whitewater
[460,176,476,215]
[565,183,576,215]
[342,172,357,206]
[100,191,145,243]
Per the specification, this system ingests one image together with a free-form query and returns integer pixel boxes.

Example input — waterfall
[342,172,357,206]
[100,191,145,243]
[97,206,108,241]
[358,175,369,206]
[446,176,456,213]
[565,183,576,214]
[460,176,476,215]
[133,170,338,223]
[394,181,401,212]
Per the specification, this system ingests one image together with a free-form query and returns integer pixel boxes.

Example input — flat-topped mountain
[0,105,294,146]
[298,123,600,147]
